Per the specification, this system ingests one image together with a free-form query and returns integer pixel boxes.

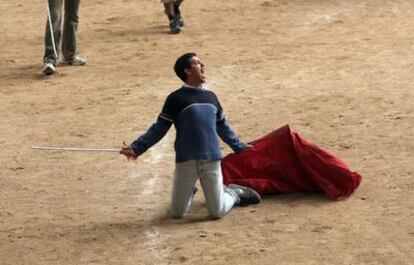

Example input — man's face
[185,56,206,85]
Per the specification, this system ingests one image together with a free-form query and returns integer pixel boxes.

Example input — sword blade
[31,145,120,153]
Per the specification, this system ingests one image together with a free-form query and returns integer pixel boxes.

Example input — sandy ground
[1,0,414,264]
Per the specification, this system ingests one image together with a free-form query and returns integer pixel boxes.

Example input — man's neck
[184,82,203,89]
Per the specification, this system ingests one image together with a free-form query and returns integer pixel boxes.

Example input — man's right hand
[120,141,138,160]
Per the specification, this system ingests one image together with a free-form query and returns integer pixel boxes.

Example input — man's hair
[174,52,197,82]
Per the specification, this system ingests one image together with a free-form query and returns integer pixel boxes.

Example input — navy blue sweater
[131,86,246,162]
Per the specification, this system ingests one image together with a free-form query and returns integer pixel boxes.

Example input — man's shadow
[36,192,337,249]
[151,192,334,226]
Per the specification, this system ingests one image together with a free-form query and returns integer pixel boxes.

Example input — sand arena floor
[1,0,413,264]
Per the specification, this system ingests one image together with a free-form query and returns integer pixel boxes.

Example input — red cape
[222,125,362,200]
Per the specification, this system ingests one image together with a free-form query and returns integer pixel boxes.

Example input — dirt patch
[1,0,413,264]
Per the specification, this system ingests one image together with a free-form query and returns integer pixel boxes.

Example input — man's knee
[64,13,79,23]
[209,208,226,219]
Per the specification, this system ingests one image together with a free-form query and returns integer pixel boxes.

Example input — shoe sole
[170,28,181,34]
[62,61,86,66]
[43,70,55,75]
[42,66,55,76]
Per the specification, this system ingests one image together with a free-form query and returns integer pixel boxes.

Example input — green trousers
[43,0,81,65]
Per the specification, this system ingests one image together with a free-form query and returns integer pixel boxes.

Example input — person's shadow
[0,63,70,83]
[150,192,334,226]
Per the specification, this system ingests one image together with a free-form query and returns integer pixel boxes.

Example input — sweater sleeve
[130,94,176,156]
[130,116,172,156]
[216,117,246,153]
[213,92,246,153]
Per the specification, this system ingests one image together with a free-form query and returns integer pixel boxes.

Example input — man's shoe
[228,184,262,207]
[63,55,86,66]
[42,63,55,75]
[169,17,181,34]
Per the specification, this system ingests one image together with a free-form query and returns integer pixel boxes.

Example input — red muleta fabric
[221,125,362,200]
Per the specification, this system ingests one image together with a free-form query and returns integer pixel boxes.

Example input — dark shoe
[63,55,86,66]
[228,184,262,207]
[42,62,55,75]
[169,16,181,34]
[174,4,184,27]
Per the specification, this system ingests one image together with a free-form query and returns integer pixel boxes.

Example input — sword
[31,145,121,153]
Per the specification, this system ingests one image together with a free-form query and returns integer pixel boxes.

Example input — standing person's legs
[173,0,184,27]
[62,0,79,61]
[62,0,85,65]
[163,0,174,18]
[199,160,238,219]
[44,0,63,66]
[161,0,181,34]
[170,160,199,218]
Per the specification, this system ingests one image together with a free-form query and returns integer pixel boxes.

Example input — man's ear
[184,68,192,76]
